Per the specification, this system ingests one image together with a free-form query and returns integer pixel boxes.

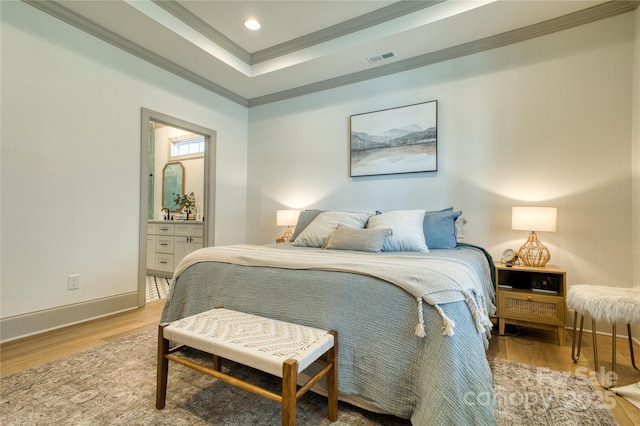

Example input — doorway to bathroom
[138,108,216,306]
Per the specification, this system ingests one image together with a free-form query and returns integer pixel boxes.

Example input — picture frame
[350,100,437,177]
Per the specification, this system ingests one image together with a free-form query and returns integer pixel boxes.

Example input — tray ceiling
[24,0,638,106]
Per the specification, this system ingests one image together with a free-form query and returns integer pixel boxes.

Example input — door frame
[138,108,217,307]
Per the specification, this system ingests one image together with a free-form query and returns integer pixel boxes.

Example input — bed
[160,209,497,425]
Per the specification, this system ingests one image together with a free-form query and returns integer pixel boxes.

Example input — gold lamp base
[276,226,293,243]
[518,232,551,267]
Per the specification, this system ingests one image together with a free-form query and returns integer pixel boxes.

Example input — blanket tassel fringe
[417,293,490,337]
[461,290,493,334]
[434,304,456,336]
[418,298,456,337]
[415,298,427,337]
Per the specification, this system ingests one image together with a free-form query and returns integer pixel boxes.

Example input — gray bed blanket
[173,244,493,338]
[161,244,497,425]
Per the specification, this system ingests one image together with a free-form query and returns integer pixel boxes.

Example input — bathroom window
[169,134,205,160]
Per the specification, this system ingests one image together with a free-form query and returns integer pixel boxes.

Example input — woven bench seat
[156,307,337,425]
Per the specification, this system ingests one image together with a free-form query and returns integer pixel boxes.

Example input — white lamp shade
[276,210,300,227]
[511,207,557,232]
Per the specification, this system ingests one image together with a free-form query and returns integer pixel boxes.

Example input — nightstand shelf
[495,263,567,345]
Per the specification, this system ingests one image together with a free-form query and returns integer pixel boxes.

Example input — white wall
[1,2,637,341]
[248,12,637,290]
[633,7,640,286]
[0,2,248,332]
[631,7,640,339]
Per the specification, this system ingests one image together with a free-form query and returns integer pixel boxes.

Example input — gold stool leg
[592,320,619,389]
[627,323,640,372]
[591,319,608,388]
[571,311,584,363]
[592,318,599,372]
[611,322,617,388]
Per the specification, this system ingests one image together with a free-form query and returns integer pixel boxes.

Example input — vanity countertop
[148,219,204,224]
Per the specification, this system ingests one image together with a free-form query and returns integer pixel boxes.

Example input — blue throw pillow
[423,209,462,249]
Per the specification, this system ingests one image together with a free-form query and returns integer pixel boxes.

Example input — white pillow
[367,210,429,252]
[455,215,467,242]
[293,211,371,248]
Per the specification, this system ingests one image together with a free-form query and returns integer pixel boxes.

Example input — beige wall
[1,2,637,341]
[633,7,640,286]
[631,6,640,338]
[248,12,637,292]
[0,2,248,338]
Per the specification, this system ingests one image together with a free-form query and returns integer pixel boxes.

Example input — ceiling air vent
[367,51,396,64]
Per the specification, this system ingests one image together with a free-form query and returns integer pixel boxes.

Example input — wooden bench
[156,307,338,425]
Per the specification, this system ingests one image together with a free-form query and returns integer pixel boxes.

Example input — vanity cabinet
[147,222,204,276]
[174,223,204,265]
[146,224,156,269]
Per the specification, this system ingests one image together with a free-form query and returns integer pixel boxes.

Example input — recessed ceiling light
[244,19,261,31]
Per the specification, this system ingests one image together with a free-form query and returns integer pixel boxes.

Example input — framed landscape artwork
[350,100,437,177]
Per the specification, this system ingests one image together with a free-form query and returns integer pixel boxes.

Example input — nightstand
[495,263,567,345]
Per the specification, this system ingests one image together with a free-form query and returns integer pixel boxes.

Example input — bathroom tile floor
[146,275,172,302]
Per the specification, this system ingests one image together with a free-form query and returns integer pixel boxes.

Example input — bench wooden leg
[282,359,298,426]
[156,323,170,409]
[158,311,337,424]
[327,330,338,422]
[213,354,222,372]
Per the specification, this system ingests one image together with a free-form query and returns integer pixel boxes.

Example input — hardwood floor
[1,301,638,425]
[0,299,166,378]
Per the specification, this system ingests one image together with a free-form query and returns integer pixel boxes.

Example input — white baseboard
[565,308,640,345]
[564,325,640,346]
[0,292,139,343]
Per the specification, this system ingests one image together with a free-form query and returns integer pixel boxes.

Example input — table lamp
[276,210,300,243]
[511,206,557,267]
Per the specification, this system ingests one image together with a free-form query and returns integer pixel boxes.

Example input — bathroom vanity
[147,220,204,277]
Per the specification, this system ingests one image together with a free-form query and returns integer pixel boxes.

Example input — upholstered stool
[156,307,338,425]
[567,285,640,388]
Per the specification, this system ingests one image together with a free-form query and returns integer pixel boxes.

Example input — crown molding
[250,0,444,64]
[151,0,443,65]
[22,0,249,107]
[22,0,639,109]
[152,0,251,64]
[248,0,639,107]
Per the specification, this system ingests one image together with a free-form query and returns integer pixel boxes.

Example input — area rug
[1,329,618,425]
[490,358,618,425]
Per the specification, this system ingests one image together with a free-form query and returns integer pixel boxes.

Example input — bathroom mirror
[162,162,185,212]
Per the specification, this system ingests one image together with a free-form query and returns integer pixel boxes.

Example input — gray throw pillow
[293,211,371,248]
[325,225,391,252]
[290,209,323,242]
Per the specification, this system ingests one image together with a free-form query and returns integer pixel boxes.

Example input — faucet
[161,208,169,220]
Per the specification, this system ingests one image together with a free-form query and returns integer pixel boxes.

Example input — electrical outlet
[68,274,80,290]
